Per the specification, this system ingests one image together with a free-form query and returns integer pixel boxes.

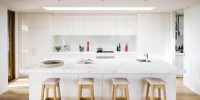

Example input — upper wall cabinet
[52,14,137,35]
[52,15,62,35]
[116,16,126,35]
[19,14,50,28]
[84,16,95,35]
[74,16,84,35]
[127,16,137,35]
[62,16,74,35]
[95,15,116,35]
[137,14,154,36]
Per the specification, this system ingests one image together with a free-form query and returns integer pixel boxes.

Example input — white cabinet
[116,16,126,35]
[52,14,137,36]
[136,36,154,53]
[62,16,74,35]
[19,14,50,68]
[153,14,169,55]
[136,14,169,54]
[84,15,95,35]
[74,16,84,35]
[136,14,154,53]
[137,14,154,36]
[52,15,62,35]
[20,28,50,68]
[19,14,34,28]
[127,16,137,35]
[95,15,116,35]
[19,13,50,28]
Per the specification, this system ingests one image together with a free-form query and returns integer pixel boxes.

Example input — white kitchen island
[22,59,184,100]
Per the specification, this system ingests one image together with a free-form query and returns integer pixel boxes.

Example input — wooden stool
[78,78,94,100]
[145,78,167,100]
[41,78,61,100]
[112,78,129,100]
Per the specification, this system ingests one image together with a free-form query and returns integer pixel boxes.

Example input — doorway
[175,10,184,77]
[8,10,15,82]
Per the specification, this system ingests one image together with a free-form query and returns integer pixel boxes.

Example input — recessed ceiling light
[43,7,155,11]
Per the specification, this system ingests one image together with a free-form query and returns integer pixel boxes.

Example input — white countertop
[21,59,185,74]
[50,51,138,55]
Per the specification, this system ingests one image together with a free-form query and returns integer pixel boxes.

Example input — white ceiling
[1,0,200,13]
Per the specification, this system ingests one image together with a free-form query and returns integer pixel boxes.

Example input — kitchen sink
[136,59,151,62]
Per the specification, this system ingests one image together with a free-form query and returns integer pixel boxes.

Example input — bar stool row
[41,77,167,100]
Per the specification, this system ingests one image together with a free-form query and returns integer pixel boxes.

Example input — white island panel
[26,59,184,100]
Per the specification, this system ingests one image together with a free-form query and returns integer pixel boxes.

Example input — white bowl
[41,60,64,68]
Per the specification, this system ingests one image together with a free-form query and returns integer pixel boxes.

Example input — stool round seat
[112,78,129,85]
[146,78,166,85]
[78,78,94,85]
[43,78,60,85]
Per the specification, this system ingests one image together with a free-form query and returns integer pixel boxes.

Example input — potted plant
[55,46,62,52]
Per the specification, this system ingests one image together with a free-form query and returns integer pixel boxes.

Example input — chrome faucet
[144,52,149,62]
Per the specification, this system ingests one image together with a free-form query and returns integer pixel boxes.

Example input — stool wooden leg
[151,85,154,100]
[125,85,129,100]
[158,88,161,100]
[41,85,45,100]
[78,85,82,100]
[146,82,150,100]
[46,88,49,98]
[91,85,94,100]
[57,82,61,99]
[113,85,117,100]
[54,85,57,100]
[112,85,114,100]
[163,86,167,100]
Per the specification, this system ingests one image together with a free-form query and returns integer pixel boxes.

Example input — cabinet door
[84,15,95,35]
[74,16,84,35]
[116,16,126,35]
[52,15,62,35]
[33,28,50,62]
[95,16,116,35]
[19,14,34,28]
[62,16,74,35]
[136,36,154,54]
[137,14,154,36]
[153,14,169,55]
[20,28,50,68]
[20,28,35,68]
[19,14,50,28]
[127,15,137,35]
[34,14,50,27]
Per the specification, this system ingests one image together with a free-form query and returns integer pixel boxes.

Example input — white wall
[0,5,8,94]
[53,35,135,52]
[184,2,200,95]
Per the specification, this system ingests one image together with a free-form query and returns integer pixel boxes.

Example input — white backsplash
[52,35,135,52]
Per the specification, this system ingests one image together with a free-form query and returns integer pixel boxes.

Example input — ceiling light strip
[43,7,155,11]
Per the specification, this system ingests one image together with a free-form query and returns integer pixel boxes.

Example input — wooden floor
[0,76,29,100]
[176,78,200,100]
[0,77,200,100]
